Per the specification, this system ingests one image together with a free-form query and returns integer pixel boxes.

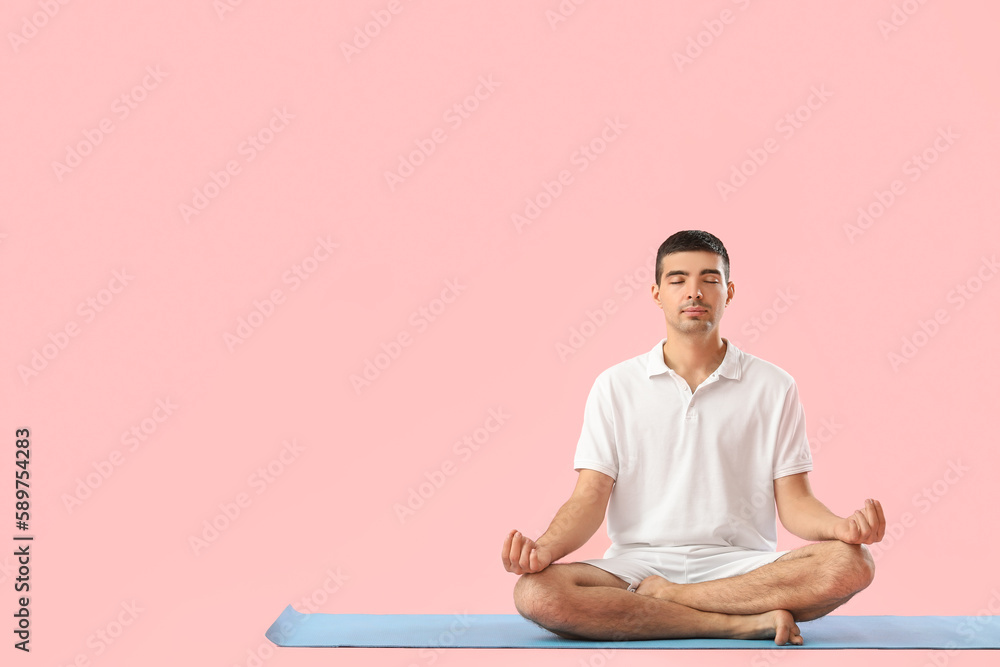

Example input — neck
[662,332,727,375]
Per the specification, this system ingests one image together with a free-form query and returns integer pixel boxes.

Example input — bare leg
[635,540,875,621]
[514,562,803,645]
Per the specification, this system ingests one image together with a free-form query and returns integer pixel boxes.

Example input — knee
[513,570,571,629]
[823,541,875,596]
[857,543,876,588]
[512,572,537,618]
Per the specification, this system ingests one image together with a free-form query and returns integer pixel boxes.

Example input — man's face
[652,250,734,338]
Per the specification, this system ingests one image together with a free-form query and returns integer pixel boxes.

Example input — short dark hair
[655,230,730,286]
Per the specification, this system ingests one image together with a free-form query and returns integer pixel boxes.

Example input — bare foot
[633,577,801,645]
[744,610,802,646]
[634,575,679,600]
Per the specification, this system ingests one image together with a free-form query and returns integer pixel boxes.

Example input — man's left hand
[833,498,886,544]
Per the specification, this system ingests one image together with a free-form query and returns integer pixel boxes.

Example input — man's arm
[536,469,614,560]
[501,469,614,574]
[773,472,886,544]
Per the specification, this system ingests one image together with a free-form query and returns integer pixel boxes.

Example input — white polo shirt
[574,336,813,556]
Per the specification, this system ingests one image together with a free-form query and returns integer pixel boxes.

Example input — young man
[501,230,884,645]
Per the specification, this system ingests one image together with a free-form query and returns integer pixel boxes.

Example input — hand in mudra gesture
[501,529,554,574]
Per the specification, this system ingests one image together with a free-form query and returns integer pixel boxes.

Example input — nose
[689,285,703,301]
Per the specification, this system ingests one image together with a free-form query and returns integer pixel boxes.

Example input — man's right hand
[501,529,554,574]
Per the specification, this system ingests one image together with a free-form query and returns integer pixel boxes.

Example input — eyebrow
[664,269,722,278]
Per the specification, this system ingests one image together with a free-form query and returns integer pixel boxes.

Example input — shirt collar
[646,336,742,381]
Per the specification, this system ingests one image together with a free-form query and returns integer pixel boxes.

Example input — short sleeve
[573,373,619,481]
[772,379,814,479]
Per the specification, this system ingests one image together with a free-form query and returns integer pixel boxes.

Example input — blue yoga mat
[264,605,1000,649]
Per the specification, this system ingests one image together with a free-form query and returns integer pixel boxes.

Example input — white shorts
[579,544,790,591]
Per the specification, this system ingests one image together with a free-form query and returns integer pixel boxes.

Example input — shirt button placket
[674,374,696,420]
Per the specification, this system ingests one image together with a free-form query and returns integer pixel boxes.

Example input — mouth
[682,308,708,314]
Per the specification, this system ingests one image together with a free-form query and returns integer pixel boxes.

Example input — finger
[860,502,877,544]
[864,500,880,543]
[529,547,538,573]
[854,510,872,540]
[847,517,860,543]
[853,510,872,543]
[502,530,515,568]
[509,532,524,573]
[864,499,879,533]
[519,537,535,571]
[873,499,886,541]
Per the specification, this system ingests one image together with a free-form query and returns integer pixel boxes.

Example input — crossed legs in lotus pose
[513,540,875,645]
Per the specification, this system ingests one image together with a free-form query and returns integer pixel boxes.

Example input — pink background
[3,1,999,665]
